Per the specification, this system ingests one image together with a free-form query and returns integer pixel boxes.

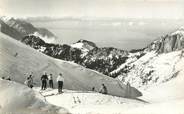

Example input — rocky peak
[145,27,184,53]
[71,39,98,54]
[76,39,97,48]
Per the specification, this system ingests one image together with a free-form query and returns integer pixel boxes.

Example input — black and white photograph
[0,0,184,114]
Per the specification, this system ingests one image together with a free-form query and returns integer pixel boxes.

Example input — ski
[73,96,77,104]
[77,96,81,103]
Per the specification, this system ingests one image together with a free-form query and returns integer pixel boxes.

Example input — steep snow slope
[140,58,184,103]
[129,64,184,114]
[0,79,68,114]
[122,51,184,89]
[0,32,141,98]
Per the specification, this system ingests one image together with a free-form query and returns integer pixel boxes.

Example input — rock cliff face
[145,27,184,53]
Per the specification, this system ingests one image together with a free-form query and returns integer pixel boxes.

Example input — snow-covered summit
[71,39,97,55]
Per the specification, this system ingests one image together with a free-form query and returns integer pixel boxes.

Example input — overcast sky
[0,0,184,19]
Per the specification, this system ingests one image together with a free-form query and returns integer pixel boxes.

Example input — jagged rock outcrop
[22,35,82,63]
[145,27,184,53]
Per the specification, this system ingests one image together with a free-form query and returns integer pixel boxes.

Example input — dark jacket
[41,74,48,81]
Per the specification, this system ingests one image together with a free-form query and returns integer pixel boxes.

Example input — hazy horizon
[1,0,184,19]
[29,18,184,50]
[1,0,184,50]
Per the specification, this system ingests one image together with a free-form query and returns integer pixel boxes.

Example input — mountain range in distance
[1,16,184,89]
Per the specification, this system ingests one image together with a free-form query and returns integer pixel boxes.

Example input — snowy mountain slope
[0,32,142,98]
[71,39,97,56]
[0,16,57,43]
[110,27,184,87]
[21,35,131,77]
[34,88,145,114]
[140,59,184,103]
[127,63,184,114]
[0,79,68,114]
[116,50,184,90]
[110,51,145,75]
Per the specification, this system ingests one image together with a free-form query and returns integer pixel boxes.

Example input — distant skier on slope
[6,76,11,81]
[41,72,48,90]
[48,73,54,89]
[91,87,96,91]
[99,83,108,94]
[28,74,34,88]
[56,73,64,94]
[24,77,33,88]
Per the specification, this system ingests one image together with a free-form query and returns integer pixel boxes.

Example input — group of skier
[92,83,108,94]
[1,72,108,94]
[24,72,64,93]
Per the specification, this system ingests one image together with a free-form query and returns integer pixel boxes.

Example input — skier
[92,87,95,91]
[48,74,54,88]
[41,72,48,90]
[99,83,108,94]
[28,74,34,88]
[56,73,64,94]
[24,77,33,88]
[6,76,11,81]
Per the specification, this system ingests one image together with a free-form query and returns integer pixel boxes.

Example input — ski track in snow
[34,87,146,114]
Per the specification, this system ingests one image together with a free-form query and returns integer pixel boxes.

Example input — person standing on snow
[48,74,54,88]
[6,76,11,81]
[99,83,108,94]
[24,77,32,88]
[28,74,34,88]
[57,73,64,93]
[41,72,48,90]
